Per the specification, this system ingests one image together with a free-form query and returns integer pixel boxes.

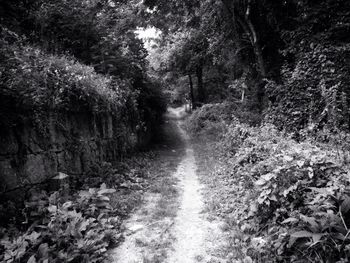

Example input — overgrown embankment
[0,27,166,262]
[0,28,164,195]
[0,116,182,263]
[186,103,350,262]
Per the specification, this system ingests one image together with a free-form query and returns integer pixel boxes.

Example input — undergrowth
[184,102,260,140]
[0,27,135,115]
[188,103,350,262]
[0,152,155,263]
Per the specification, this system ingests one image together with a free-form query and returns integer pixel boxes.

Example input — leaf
[283,155,293,162]
[307,167,314,178]
[79,190,91,198]
[4,250,13,261]
[78,220,91,232]
[49,192,59,204]
[291,230,313,238]
[27,255,36,263]
[341,196,350,214]
[255,178,266,186]
[47,205,57,214]
[62,201,73,209]
[37,243,49,259]
[300,214,318,230]
[297,160,305,167]
[270,195,278,202]
[98,189,116,195]
[311,233,324,243]
[98,196,110,201]
[26,231,41,243]
[243,256,253,263]
[283,184,298,197]
[261,173,275,181]
[309,187,330,195]
[282,217,298,224]
[255,173,275,186]
[15,240,28,259]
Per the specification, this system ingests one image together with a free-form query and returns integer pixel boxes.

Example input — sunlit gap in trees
[135,27,162,51]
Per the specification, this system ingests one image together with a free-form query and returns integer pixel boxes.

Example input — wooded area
[1,0,350,262]
[147,0,350,131]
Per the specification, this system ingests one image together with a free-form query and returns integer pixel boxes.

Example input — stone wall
[0,110,140,193]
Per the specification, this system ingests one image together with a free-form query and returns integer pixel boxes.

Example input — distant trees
[142,0,276,109]
[143,0,350,131]
[169,31,209,107]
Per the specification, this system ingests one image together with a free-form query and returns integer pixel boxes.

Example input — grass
[191,138,234,261]
[135,120,184,262]
[111,119,185,262]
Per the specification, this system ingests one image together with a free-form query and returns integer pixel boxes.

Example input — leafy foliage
[190,118,350,262]
[184,103,234,138]
[0,150,155,263]
[0,0,167,138]
[146,0,350,132]
[184,101,261,139]
[266,43,350,132]
[0,184,119,263]
[0,29,134,114]
[227,125,350,261]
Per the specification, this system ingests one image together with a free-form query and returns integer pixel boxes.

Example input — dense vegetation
[0,1,165,262]
[0,153,155,262]
[156,1,350,260]
[0,0,166,137]
[186,104,350,262]
[146,0,350,132]
[2,0,350,262]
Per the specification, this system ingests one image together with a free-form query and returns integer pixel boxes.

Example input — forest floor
[109,106,230,263]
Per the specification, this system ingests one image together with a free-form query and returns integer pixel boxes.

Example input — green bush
[0,29,135,115]
[0,184,120,263]
[202,121,350,262]
[0,27,166,146]
[184,102,236,138]
[0,151,153,263]
[265,43,350,132]
[184,101,261,140]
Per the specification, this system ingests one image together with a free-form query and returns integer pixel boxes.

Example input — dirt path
[109,107,228,263]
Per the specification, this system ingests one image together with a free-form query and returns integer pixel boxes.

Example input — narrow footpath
[110,107,229,263]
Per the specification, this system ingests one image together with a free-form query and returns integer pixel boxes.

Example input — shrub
[184,101,262,140]
[184,102,236,138]
[0,28,135,115]
[265,43,350,132]
[0,184,120,263]
[0,150,152,263]
[202,121,350,262]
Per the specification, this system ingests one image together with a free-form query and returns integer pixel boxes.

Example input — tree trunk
[221,0,267,78]
[221,0,245,55]
[244,1,267,78]
[244,1,267,112]
[188,74,195,110]
[221,0,267,111]
[196,65,205,104]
